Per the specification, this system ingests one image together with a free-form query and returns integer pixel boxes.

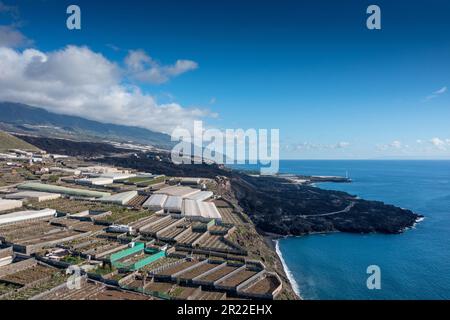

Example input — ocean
[232,160,450,299]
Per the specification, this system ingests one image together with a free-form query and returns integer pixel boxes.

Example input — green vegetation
[169,286,184,297]
[0,131,40,152]
[96,209,154,225]
[47,175,60,183]
[0,282,21,296]
[0,273,67,300]
[30,198,122,214]
[60,255,85,265]
[131,175,166,186]
[93,264,115,276]
[124,176,153,184]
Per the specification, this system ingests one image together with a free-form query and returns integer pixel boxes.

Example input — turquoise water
[234,160,450,299]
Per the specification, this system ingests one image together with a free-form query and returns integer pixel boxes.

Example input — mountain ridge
[0,102,174,149]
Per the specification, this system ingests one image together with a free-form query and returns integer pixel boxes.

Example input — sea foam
[275,239,301,298]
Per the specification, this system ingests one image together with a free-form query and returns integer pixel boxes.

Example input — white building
[98,173,136,181]
[79,166,127,174]
[163,196,183,213]
[197,201,222,221]
[186,191,213,202]
[182,199,200,217]
[0,199,23,212]
[98,191,138,205]
[155,185,201,198]
[142,194,167,211]
[182,199,222,221]
[0,208,56,225]
[75,177,114,186]
[4,191,61,202]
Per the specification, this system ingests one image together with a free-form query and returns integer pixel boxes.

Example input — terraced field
[141,217,181,235]
[242,274,280,295]
[96,210,154,225]
[35,279,153,300]
[81,240,125,257]
[143,281,174,293]
[0,282,20,296]
[216,206,245,225]
[139,257,180,273]
[0,272,68,300]
[209,225,231,234]
[218,269,258,287]
[31,198,114,214]
[1,264,55,286]
[126,195,149,207]
[130,214,165,230]
[158,221,191,239]
[155,260,199,276]
[197,290,226,300]
[198,235,234,251]
[176,230,204,245]
[0,221,55,242]
[168,285,199,299]
[17,230,83,246]
[178,262,220,280]
[196,265,239,283]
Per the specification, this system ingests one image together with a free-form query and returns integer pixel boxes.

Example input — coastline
[274,239,302,299]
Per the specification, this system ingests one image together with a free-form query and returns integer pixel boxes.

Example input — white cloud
[429,137,447,150]
[0,45,212,134]
[376,140,404,151]
[287,141,350,151]
[390,140,402,148]
[434,86,447,94]
[335,141,350,149]
[424,86,447,102]
[125,49,198,84]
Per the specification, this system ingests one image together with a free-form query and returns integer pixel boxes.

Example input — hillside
[16,135,133,157]
[0,102,174,149]
[0,131,40,152]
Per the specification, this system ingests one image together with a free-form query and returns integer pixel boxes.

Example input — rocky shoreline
[36,136,420,236]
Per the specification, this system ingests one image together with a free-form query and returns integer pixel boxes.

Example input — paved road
[300,201,356,218]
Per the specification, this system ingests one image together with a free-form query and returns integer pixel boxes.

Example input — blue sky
[1,0,450,159]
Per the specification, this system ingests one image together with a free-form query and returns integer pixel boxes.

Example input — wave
[275,239,302,298]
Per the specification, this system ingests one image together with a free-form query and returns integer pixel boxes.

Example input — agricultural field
[155,260,199,277]
[30,198,117,214]
[0,282,21,296]
[0,272,68,300]
[218,269,258,288]
[178,262,220,280]
[216,205,246,225]
[176,229,204,245]
[1,264,55,286]
[196,290,226,300]
[168,285,199,299]
[94,209,154,225]
[196,265,239,283]
[242,274,281,295]
[139,257,180,273]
